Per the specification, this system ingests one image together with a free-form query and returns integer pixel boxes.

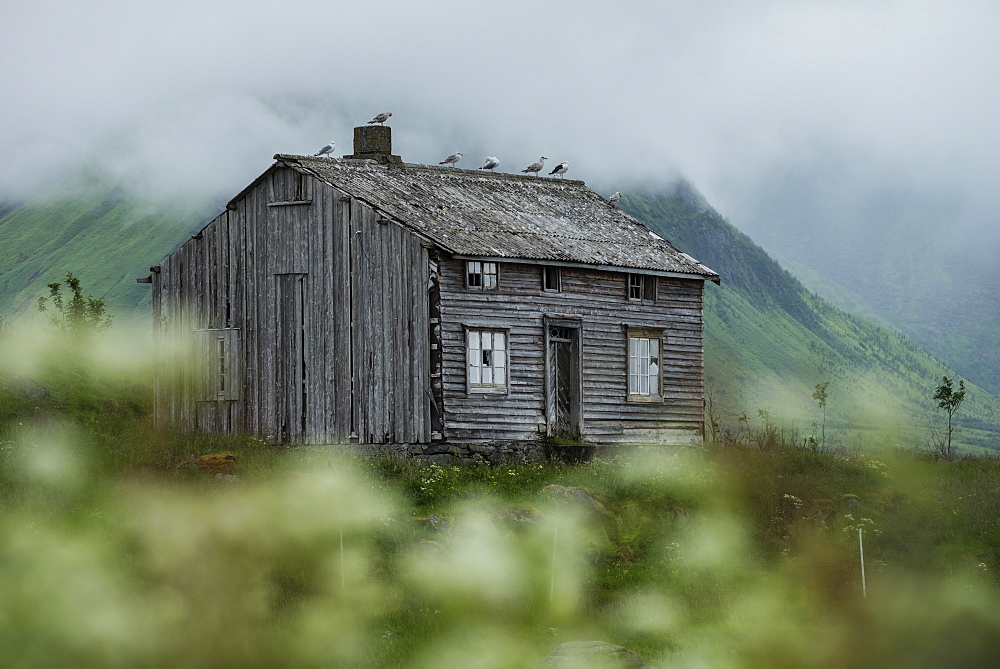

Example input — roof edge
[274,154,589,187]
[451,254,720,283]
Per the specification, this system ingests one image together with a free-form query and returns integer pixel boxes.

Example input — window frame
[464,326,511,394]
[466,261,499,290]
[194,328,242,401]
[267,170,313,206]
[626,326,664,402]
[627,273,657,303]
[542,265,562,292]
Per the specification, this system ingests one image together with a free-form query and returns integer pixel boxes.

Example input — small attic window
[268,170,313,206]
[628,274,657,303]
[467,261,498,290]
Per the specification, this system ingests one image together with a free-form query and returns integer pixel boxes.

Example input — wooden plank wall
[348,200,432,444]
[437,259,705,446]
[152,166,431,444]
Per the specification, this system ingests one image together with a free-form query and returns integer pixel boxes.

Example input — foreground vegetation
[4,332,1000,667]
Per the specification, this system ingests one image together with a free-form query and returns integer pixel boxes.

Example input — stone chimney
[347,125,402,164]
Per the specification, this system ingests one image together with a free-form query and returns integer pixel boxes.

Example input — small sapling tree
[705,387,723,446]
[36,272,113,337]
[932,376,966,459]
[812,381,830,449]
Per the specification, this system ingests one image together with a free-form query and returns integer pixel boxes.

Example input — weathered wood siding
[437,259,705,446]
[152,166,431,444]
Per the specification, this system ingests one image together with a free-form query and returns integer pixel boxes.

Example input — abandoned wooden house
[145,125,720,460]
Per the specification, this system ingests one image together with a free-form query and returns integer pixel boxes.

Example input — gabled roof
[269,155,720,282]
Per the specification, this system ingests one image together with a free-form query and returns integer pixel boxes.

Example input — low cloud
[1,0,998,256]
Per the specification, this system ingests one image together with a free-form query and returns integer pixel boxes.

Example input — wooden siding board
[334,189,352,441]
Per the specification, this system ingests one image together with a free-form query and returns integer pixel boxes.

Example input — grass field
[4,330,1000,667]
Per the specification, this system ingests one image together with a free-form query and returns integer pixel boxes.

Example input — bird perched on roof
[522,156,547,176]
[549,161,569,178]
[608,192,621,206]
[368,112,392,125]
[439,151,463,167]
[313,140,336,158]
[479,156,500,171]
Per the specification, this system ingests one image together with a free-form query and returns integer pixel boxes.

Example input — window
[628,273,657,302]
[217,338,227,395]
[467,328,508,393]
[543,266,561,292]
[195,328,241,401]
[627,329,662,398]
[467,261,498,290]
[268,169,312,205]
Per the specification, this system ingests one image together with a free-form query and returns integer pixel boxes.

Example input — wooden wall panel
[437,259,705,446]
[153,166,432,445]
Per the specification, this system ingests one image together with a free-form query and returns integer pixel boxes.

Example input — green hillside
[734,196,1000,398]
[0,176,209,323]
[621,183,1000,452]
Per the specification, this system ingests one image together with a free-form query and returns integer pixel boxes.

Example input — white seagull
[521,156,547,176]
[549,161,569,178]
[479,156,500,171]
[609,192,621,206]
[368,112,392,125]
[439,151,463,167]
[313,140,336,158]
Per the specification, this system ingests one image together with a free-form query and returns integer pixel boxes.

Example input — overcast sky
[2,1,998,254]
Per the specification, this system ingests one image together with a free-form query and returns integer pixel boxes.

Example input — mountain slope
[0,176,209,322]
[622,183,1000,452]
[729,192,1000,398]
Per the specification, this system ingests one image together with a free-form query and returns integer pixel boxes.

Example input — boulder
[839,493,861,510]
[0,373,50,402]
[541,485,615,522]
[492,506,545,531]
[422,442,452,456]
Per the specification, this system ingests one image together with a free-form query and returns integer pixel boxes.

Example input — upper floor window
[543,266,561,292]
[467,328,508,393]
[628,273,657,302]
[467,261,498,290]
[268,169,312,205]
[627,328,662,399]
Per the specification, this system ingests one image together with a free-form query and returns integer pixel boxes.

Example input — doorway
[546,320,582,441]
[275,273,307,442]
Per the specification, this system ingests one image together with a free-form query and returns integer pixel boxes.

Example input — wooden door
[547,323,581,440]
[276,273,307,442]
